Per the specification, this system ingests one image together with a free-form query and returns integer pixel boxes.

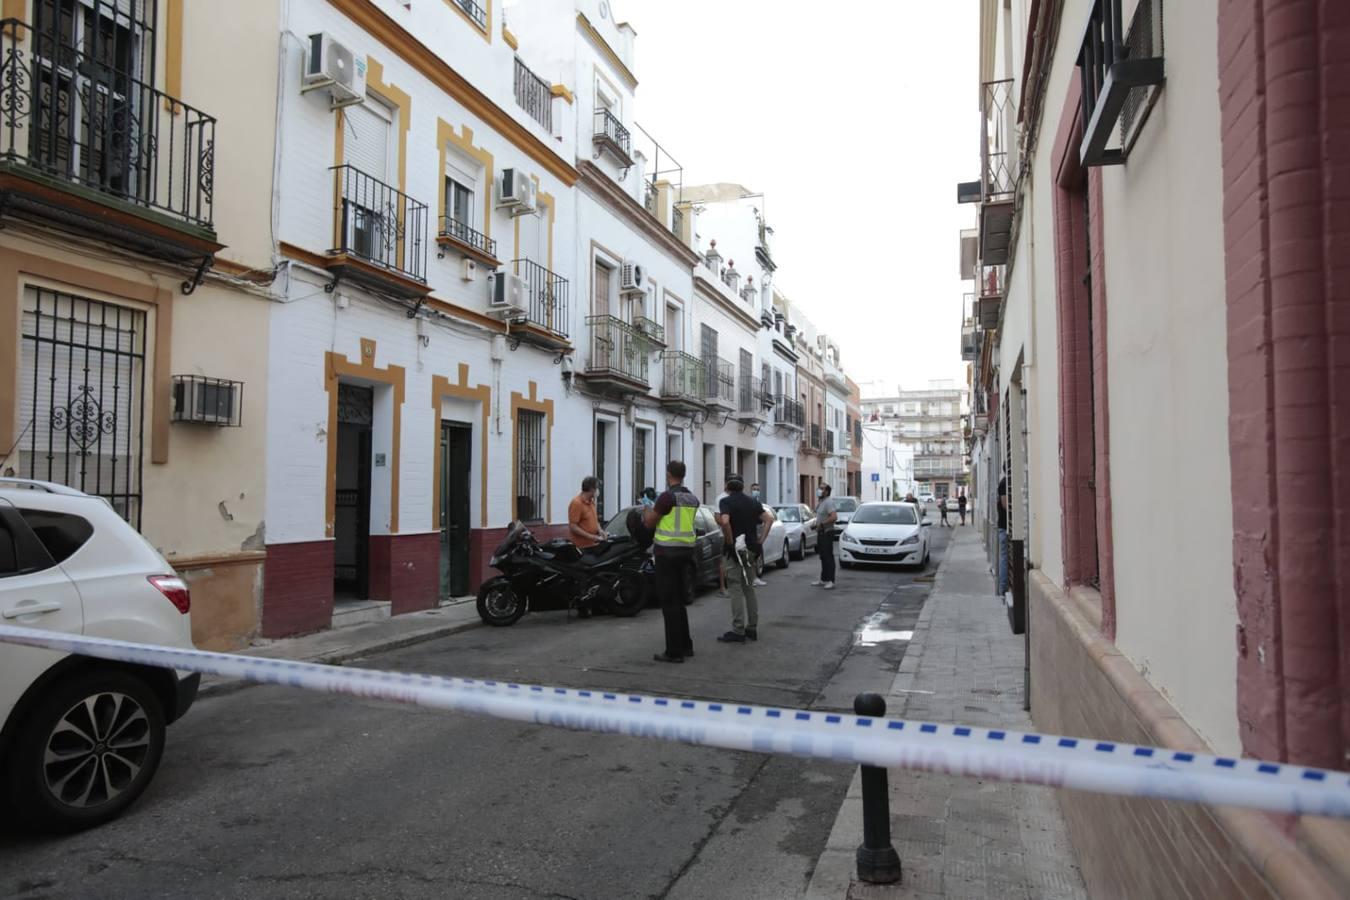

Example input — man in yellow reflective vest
[643,460,700,663]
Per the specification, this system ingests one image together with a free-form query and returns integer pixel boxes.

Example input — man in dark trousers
[716,473,776,643]
[958,492,968,525]
[812,483,839,590]
[643,460,700,663]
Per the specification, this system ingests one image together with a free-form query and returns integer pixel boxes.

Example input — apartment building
[859,381,967,500]
[0,0,279,650]
[846,377,863,497]
[959,0,1349,895]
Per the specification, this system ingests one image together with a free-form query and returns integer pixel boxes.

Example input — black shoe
[745,628,758,641]
[717,631,746,643]
[653,652,685,664]
[684,648,695,658]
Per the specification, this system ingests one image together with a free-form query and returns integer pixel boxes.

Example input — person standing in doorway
[716,474,776,643]
[997,476,1009,601]
[644,461,700,663]
[958,492,968,525]
[811,484,838,590]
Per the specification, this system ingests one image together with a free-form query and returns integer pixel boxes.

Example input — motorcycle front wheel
[607,573,646,618]
[477,578,527,626]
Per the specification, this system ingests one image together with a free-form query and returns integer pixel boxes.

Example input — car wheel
[477,578,526,626]
[777,545,789,569]
[4,669,167,832]
[755,555,765,579]
[791,538,804,561]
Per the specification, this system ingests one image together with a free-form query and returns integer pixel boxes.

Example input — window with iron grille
[515,409,547,522]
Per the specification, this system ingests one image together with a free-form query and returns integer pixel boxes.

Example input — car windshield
[850,504,917,525]
[775,506,801,522]
[606,508,637,536]
[835,498,859,512]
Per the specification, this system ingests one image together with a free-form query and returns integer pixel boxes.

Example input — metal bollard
[854,692,903,884]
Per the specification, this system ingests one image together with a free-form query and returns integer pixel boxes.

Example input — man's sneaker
[717,631,747,643]
[717,588,730,598]
[652,653,685,664]
[753,578,768,587]
[810,579,825,586]
[822,581,835,590]
[745,628,758,641]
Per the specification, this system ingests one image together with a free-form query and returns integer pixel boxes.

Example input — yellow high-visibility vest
[655,488,699,548]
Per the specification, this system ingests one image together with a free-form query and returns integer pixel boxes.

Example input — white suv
[0,479,198,831]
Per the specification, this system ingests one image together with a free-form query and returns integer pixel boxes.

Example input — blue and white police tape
[2,624,1348,820]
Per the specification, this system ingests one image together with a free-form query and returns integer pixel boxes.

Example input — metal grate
[17,288,146,527]
[515,409,546,523]
[331,164,428,283]
[513,57,552,132]
[454,0,487,30]
[1120,0,1164,150]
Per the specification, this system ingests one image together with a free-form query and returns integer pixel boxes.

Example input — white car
[838,501,931,569]
[834,496,860,528]
[772,504,817,560]
[0,479,198,831]
[738,516,789,576]
[918,493,935,505]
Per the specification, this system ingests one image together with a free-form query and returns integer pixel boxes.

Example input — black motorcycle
[476,521,649,626]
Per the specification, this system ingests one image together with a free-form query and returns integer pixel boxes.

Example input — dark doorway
[440,421,472,599]
[595,421,608,523]
[334,384,373,600]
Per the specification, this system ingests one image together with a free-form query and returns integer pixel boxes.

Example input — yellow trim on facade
[510,381,555,523]
[2,0,26,21]
[550,84,574,104]
[432,364,492,529]
[501,24,518,50]
[443,0,491,42]
[326,0,578,186]
[364,57,413,197]
[163,0,183,112]
[576,12,637,89]
[324,339,406,538]
[437,119,495,243]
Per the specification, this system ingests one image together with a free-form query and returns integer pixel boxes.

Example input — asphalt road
[1,526,954,900]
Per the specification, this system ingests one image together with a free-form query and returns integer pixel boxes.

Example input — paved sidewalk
[197,600,482,698]
[809,527,1088,899]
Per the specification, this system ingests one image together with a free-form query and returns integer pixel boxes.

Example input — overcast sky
[619,1,979,393]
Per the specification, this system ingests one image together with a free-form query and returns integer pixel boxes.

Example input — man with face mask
[812,484,838,590]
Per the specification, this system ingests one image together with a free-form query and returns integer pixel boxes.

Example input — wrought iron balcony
[979,78,1015,266]
[510,259,569,344]
[703,356,735,409]
[454,0,488,30]
[592,108,633,168]
[975,265,1004,329]
[330,164,429,296]
[437,215,498,264]
[1077,0,1164,167]
[737,375,767,421]
[808,424,822,451]
[0,19,217,256]
[514,57,552,132]
[582,315,649,392]
[774,395,804,429]
[660,351,706,411]
[633,314,665,346]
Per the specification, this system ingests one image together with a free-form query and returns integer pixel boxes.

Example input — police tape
[2,624,1348,820]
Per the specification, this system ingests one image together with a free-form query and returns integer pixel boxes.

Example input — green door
[440,421,472,598]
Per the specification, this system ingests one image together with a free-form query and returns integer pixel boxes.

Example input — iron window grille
[702,356,734,405]
[0,16,216,228]
[1076,0,1165,166]
[661,351,705,400]
[592,108,632,165]
[738,375,764,416]
[515,409,546,523]
[171,375,242,427]
[331,163,428,283]
[981,78,1016,199]
[513,57,552,132]
[455,0,488,30]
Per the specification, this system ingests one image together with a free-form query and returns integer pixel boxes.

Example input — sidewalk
[197,600,482,698]
[809,527,1088,900]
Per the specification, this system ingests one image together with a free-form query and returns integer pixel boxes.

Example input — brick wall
[369,532,440,614]
[261,540,334,638]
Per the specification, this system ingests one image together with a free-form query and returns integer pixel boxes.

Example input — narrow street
[0,528,953,900]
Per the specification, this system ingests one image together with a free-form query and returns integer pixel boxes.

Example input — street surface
[1,528,953,900]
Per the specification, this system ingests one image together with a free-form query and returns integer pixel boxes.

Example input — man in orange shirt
[568,476,605,549]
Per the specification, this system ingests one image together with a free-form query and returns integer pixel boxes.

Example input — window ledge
[435,232,501,269]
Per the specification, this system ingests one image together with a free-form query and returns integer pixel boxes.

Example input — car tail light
[148,575,191,614]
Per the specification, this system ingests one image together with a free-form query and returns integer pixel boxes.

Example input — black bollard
[854,692,902,884]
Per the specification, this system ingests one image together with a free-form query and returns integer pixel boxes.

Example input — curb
[804,530,966,900]
[196,617,483,700]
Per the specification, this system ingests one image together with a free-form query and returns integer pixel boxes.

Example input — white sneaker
[753,578,767,587]
[810,579,825,586]
[822,582,835,590]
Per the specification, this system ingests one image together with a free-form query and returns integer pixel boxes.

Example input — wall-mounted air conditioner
[488,271,527,317]
[498,168,538,215]
[172,375,243,427]
[620,261,645,294]
[302,33,367,109]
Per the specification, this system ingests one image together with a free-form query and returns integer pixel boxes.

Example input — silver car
[773,504,817,560]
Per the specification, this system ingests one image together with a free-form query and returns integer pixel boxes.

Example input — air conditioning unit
[488,271,527,317]
[620,260,645,294]
[498,168,538,215]
[171,376,242,427]
[302,33,367,109]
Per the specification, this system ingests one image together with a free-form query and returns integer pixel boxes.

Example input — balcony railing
[774,395,804,428]
[738,375,766,416]
[661,351,705,402]
[593,108,632,164]
[633,315,665,345]
[332,164,428,283]
[585,315,649,384]
[514,258,569,338]
[513,57,552,132]
[981,78,1015,200]
[825,430,835,454]
[1077,0,1165,166]
[454,0,488,29]
[703,356,734,406]
[438,216,497,260]
[0,19,217,229]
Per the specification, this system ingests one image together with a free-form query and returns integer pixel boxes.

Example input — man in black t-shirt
[716,474,776,643]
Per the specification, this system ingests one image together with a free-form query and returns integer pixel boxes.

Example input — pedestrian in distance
[567,476,606,617]
[811,484,838,590]
[643,461,700,664]
[958,492,968,525]
[938,496,950,527]
[716,474,775,644]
